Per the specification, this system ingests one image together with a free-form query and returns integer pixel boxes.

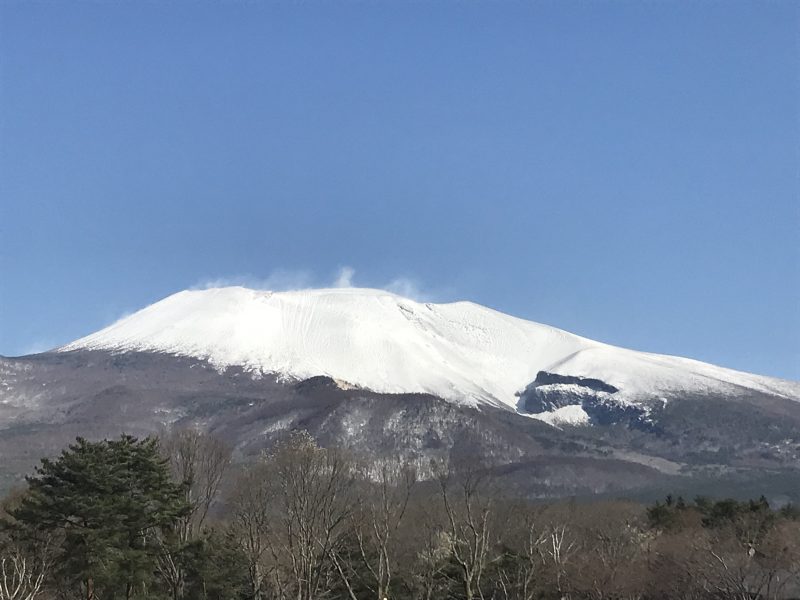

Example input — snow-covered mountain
[59,287,800,416]
[3,285,800,500]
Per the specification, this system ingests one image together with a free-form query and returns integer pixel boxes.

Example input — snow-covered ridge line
[59,287,800,409]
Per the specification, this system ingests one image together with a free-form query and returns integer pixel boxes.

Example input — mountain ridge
[2,282,799,500]
[56,286,799,420]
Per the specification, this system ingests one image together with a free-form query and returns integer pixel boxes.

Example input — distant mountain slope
[2,286,800,500]
[1,350,799,503]
[59,287,799,413]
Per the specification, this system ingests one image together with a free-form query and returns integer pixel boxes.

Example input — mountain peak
[59,286,800,409]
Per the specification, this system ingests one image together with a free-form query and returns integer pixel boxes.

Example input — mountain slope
[2,286,799,501]
[59,287,799,412]
[1,350,799,502]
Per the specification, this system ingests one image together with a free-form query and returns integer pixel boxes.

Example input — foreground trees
[0,490,54,600]
[1,431,799,599]
[436,461,493,600]
[229,432,356,600]
[328,458,417,600]
[646,496,800,600]
[156,429,232,599]
[0,527,51,600]
[10,436,188,599]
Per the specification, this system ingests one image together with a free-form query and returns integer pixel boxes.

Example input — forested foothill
[1,431,799,600]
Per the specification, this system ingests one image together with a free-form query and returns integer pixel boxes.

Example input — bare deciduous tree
[228,462,274,600]
[157,428,232,599]
[436,460,494,600]
[231,431,356,600]
[0,551,48,600]
[494,505,548,600]
[568,502,648,600]
[332,458,416,600]
[392,496,450,600]
[271,432,355,600]
[162,428,232,538]
[0,490,54,600]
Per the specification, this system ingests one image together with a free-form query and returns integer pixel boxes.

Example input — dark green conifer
[12,435,188,600]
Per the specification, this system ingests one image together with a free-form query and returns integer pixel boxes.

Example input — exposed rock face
[1,352,800,502]
[518,371,619,412]
[517,371,658,430]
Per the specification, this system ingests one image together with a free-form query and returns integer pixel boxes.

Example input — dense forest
[1,431,799,600]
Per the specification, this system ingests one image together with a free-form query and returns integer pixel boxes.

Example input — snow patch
[529,405,591,427]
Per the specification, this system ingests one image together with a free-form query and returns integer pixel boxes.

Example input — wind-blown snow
[59,287,800,409]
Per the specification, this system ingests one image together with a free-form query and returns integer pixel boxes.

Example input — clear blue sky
[1,1,798,380]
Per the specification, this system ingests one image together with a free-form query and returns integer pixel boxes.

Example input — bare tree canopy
[2,432,800,599]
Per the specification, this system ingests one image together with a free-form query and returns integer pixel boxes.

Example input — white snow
[528,405,591,427]
[59,287,800,410]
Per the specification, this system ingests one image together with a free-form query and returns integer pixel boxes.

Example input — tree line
[1,431,799,600]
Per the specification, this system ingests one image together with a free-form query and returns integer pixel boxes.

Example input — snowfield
[59,287,800,411]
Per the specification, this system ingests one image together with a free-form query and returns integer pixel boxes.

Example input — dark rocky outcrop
[528,371,619,394]
[517,371,658,431]
[517,371,619,413]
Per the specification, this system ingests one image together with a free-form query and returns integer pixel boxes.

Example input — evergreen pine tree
[12,435,188,600]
